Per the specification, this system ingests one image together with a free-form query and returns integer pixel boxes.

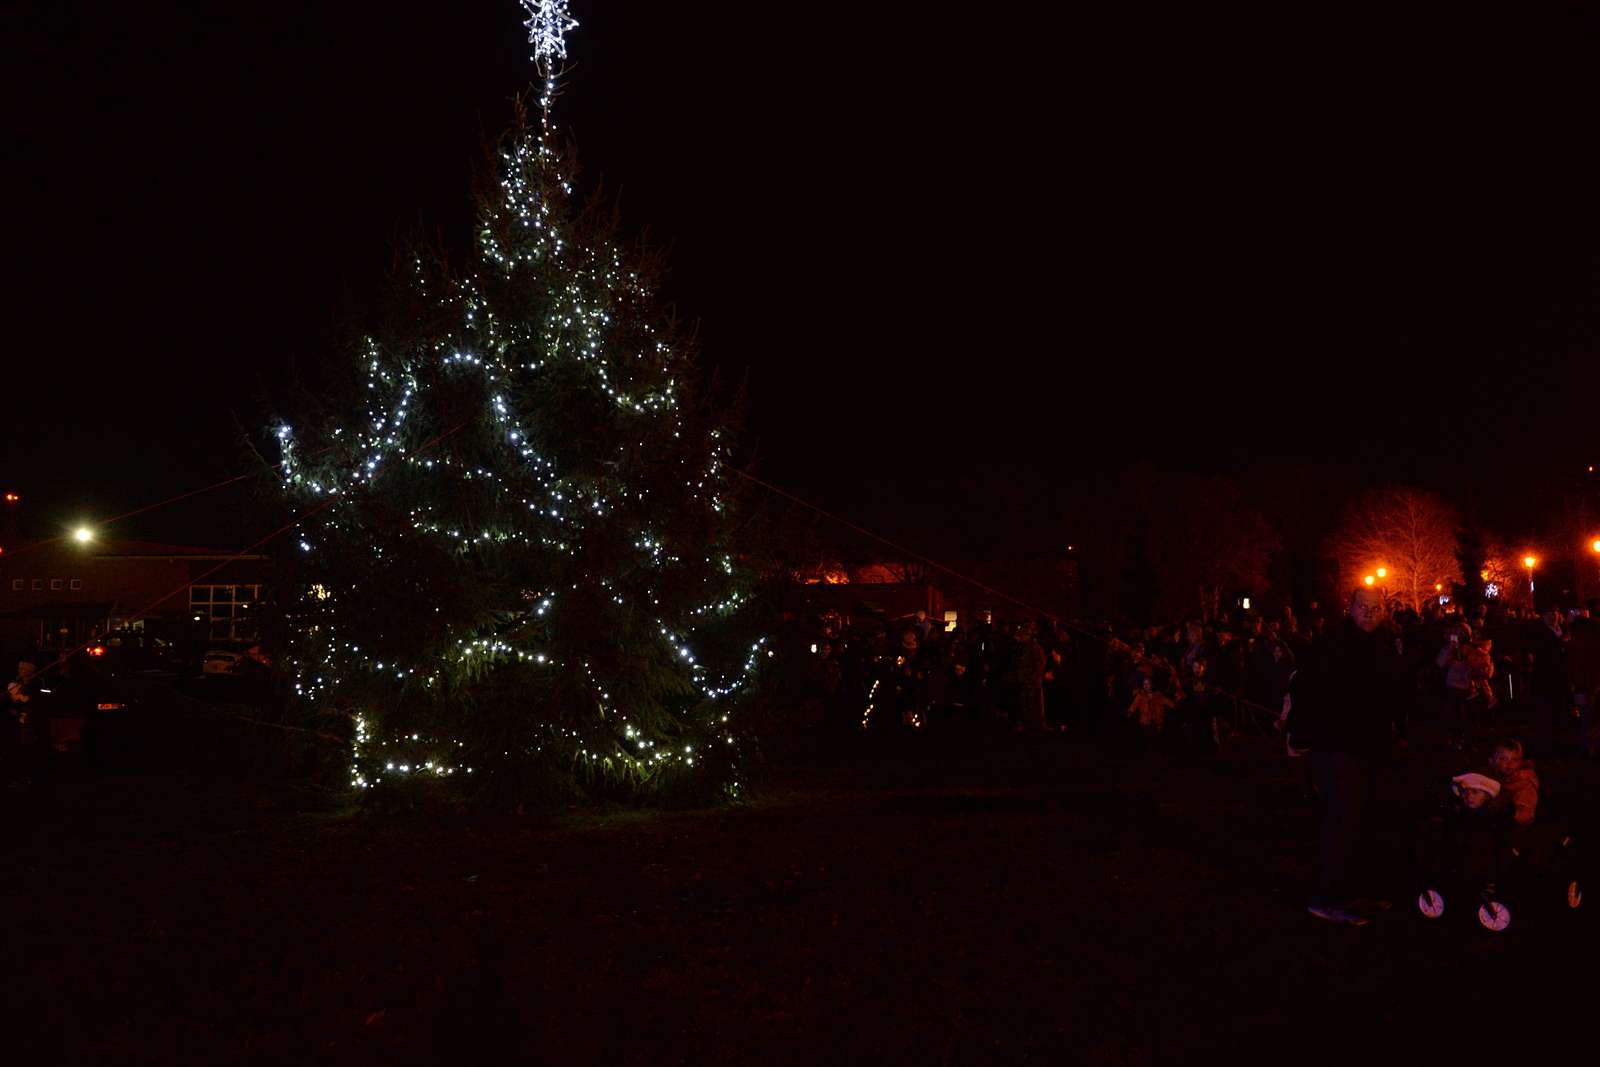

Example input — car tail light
[96,702,125,711]
[89,645,106,657]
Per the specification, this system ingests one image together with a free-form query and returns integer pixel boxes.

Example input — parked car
[28,650,147,767]
[202,648,247,675]
[84,630,190,675]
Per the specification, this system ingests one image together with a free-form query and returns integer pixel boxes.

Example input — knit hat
[1452,772,1501,798]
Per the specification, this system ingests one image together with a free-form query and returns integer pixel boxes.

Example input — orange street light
[1524,555,1537,569]
[1592,539,1600,554]
[1363,575,1376,587]
[1435,583,1443,592]
[1376,567,1388,579]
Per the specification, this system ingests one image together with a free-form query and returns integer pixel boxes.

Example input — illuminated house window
[190,584,262,641]
[69,579,82,590]
[943,610,959,632]
[50,579,63,591]
[9,579,20,591]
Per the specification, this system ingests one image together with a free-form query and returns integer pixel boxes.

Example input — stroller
[1412,777,1585,933]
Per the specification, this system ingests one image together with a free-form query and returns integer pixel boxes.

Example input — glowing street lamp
[73,526,94,544]
[1592,539,1600,554]
[1375,567,1388,579]
[1524,554,1537,597]
[1363,575,1376,587]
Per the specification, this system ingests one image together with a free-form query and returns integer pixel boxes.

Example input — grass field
[2,709,1594,1065]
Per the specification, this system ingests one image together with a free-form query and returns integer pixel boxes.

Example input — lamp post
[1591,539,1600,604]
[1524,555,1537,600]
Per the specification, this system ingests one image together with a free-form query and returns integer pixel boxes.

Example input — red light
[3,493,16,502]
[89,645,105,657]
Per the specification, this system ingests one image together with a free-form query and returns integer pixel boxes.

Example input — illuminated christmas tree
[273,2,764,802]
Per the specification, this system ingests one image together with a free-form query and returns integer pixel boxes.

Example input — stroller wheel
[1478,899,1512,932]
[1417,889,1446,920]
[1567,879,1583,910]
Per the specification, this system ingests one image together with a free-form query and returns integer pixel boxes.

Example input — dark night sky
[5,2,1599,554]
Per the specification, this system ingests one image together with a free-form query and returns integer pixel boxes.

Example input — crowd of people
[784,591,1600,761]
[781,586,1600,927]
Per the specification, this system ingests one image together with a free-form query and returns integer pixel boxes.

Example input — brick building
[0,539,269,655]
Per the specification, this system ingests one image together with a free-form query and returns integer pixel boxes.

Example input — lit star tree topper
[521,0,579,76]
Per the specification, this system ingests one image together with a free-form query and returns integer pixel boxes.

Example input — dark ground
[2,701,1595,1066]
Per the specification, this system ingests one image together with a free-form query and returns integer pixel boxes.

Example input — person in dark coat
[1569,601,1600,757]
[1524,602,1570,757]
[1286,586,1408,925]
[1011,623,1048,732]
[5,660,47,788]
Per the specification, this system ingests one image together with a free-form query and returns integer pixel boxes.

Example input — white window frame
[189,584,263,642]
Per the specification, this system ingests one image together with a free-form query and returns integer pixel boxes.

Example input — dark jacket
[1286,617,1406,758]
[1526,620,1568,696]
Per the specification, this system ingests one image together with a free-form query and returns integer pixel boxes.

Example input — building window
[69,579,82,590]
[31,579,42,591]
[190,584,262,642]
[41,616,96,651]
[50,578,63,591]
[943,610,959,632]
[9,579,20,591]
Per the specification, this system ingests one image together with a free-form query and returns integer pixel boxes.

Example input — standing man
[1569,600,1600,758]
[1525,597,1570,757]
[1286,586,1407,925]
[1011,622,1048,732]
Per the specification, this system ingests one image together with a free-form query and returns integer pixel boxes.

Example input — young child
[1433,770,1506,890]
[1126,675,1176,743]
[1465,638,1498,710]
[1486,738,1538,827]
[1449,771,1501,815]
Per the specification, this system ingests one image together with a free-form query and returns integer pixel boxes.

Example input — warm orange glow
[1363,575,1376,586]
[1375,567,1388,579]
[3,493,17,503]
[1524,555,1537,568]
[1592,539,1600,554]
[88,646,105,658]
[1435,583,1443,592]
